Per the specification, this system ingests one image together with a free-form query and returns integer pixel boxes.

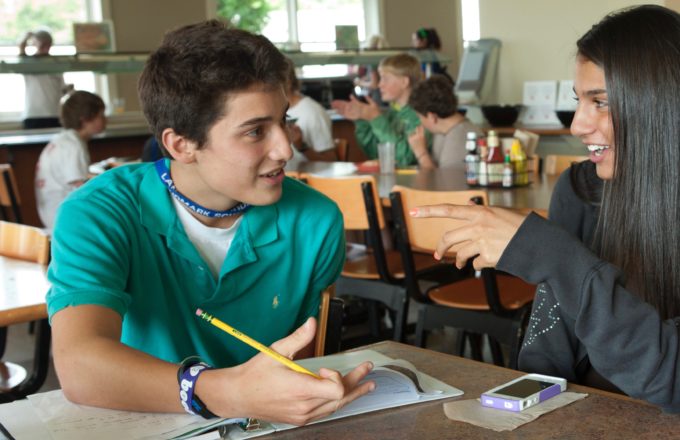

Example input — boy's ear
[426,111,438,125]
[161,128,197,163]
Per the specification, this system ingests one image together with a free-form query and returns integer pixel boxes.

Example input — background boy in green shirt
[332,53,431,167]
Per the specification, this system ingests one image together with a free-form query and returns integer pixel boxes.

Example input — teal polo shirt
[46,162,345,367]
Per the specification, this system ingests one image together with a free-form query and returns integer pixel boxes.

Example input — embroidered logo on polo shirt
[272,295,280,309]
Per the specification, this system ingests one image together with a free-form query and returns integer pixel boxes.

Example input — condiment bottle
[464,131,480,185]
[486,130,504,186]
[510,139,528,185]
[502,154,514,188]
[477,137,488,186]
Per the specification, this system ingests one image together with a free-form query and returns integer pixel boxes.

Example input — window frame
[0,0,108,127]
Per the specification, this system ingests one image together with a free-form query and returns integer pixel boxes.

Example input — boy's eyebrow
[237,104,290,128]
[238,116,274,128]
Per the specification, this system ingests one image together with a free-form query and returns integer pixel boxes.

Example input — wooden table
[294,162,556,215]
[267,341,676,439]
[0,256,51,401]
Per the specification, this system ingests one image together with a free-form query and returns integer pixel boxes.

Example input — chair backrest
[334,138,349,162]
[544,155,589,176]
[389,186,487,253]
[314,286,344,356]
[0,221,50,265]
[304,175,386,231]
[0,164,23,223]
[305,174,396,282]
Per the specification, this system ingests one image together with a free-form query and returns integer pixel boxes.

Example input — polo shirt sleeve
[46,195,133,321]
[294,206,345,327]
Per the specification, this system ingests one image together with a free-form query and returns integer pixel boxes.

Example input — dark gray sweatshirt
[500,165,680,413]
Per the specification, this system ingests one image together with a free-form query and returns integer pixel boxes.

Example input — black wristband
[177,356,218,419]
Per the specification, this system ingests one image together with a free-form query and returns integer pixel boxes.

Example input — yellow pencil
[195,308,321,379]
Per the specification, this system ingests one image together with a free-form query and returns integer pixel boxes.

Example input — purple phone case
[480,383,562,412]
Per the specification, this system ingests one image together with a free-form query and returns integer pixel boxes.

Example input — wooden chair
[0,221,50,265]
[0,164,23,223]
[334,138,349,162]
[304,175,448,343]
[0,221,50,397]
[314,287,344,356]
[389,186,536,369]
[544,154,589,176]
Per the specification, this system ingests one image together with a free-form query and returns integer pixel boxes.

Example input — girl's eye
[594,99,609,109]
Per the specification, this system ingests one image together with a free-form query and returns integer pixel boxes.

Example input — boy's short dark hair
[138,20,288,149]
[408,74,458,118]
[60,91,105,130]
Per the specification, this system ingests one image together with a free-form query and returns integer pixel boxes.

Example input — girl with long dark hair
[410,4,680,412]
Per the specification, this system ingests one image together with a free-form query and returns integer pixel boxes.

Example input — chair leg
[0,327,6,358]
[414,307,428,347]
[488,336,505,367]
[368,301,382,338]
[454,330,466,357]
[468,333,483,361]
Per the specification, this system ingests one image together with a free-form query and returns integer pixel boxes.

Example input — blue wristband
[178,357,217,419]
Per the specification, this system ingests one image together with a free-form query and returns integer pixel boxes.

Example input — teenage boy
[47,21,374,425]
[407,74,482,169]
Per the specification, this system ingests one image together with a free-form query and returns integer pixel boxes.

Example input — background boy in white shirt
[35,90,106,232]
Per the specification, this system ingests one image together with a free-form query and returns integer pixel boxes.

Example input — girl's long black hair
[575,4,680,319]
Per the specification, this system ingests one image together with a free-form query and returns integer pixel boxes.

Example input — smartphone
[480,373,566,412]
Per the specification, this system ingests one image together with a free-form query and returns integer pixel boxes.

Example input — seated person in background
[141,135,163,162]
[34,90,106,233]
[411,27,451,81]
[18,30,73,129]
[353,35,389,106]
[407,74,481,169]
[332,53,431,167]
[284,58,337,162]
[47,21,373,425]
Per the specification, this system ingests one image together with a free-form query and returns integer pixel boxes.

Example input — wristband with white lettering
[177,357,217,419]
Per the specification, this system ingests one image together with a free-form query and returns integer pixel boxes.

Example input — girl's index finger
[409,204,476,219]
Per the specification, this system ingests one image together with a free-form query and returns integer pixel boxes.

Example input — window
[0,0,103,121]
[461,0,480,42]
[261,0,378,78]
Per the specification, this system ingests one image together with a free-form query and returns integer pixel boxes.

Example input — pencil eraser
[196,308,203,316]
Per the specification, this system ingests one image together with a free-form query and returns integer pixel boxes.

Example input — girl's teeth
[587,145,609,156]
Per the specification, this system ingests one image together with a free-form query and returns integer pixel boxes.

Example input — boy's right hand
[197,318,375,426]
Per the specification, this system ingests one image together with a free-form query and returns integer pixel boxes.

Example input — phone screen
[494,379,555,398]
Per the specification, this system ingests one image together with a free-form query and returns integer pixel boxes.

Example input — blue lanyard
[154,159,251,218]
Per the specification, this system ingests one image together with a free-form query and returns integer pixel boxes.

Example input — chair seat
[429,275,535,310]
[342,248,439,280]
